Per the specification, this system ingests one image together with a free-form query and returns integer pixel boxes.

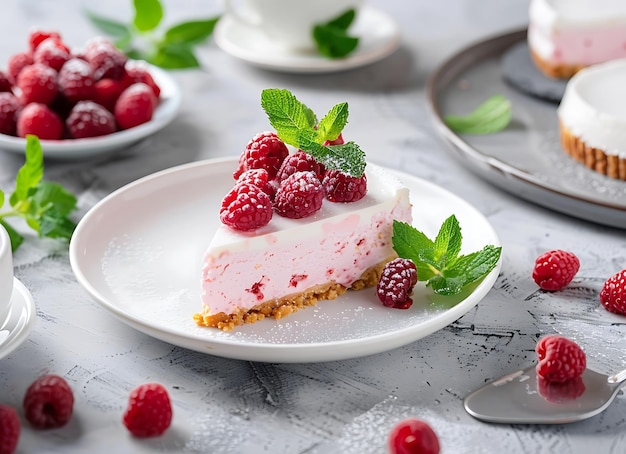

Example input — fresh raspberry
[0,93,21,135]
[388,418,440,454]
[377,258,418,309]
[322,170,367,203]
[276,150,325,182]
[28,29,62,52]
[123,383,173,437]
[92,78,127,111]
[23,374,74,429]
[124,61,161,98]
[66,101,116,139]
[532,249,580,291]
[323,132,344,146]
[273,171,324,219]
[33,37,70,72]
[114,83,156,130]
[599,269,626,315]
[83,37,127,80]
[16,63,58,105]
[7,51,34,84]
[234,131,289,180]
[535,335,586,383]
[17,103,63,139]
[58,58,95,104]
[220,182,273,231]
[0,404,20,454]
[236,168,276,199]
[0,71,12,92]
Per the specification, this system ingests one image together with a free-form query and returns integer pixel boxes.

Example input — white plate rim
[0,63,182,160]
[213,6,402,73]
[69,157,502,363]
[0,278,36,361]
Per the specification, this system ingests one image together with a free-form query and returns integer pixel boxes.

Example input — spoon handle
[608,368,626,385]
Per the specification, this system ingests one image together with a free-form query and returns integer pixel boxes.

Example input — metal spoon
[464,365,626,424]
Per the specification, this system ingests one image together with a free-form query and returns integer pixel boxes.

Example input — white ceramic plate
[213,6,401,73]
[427,29,626,229]
[69,158,501,363]
[0,278,36,361]
[0,64,181,160]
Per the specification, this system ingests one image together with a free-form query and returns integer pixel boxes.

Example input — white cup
[0,225,13,324]
[223,0,364,51]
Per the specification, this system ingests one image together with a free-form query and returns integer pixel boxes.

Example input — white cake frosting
[558,59,626,158]
[199,163,412,319]
[528,0,626,68]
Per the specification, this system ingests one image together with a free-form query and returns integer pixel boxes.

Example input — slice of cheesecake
[193,164,412,331]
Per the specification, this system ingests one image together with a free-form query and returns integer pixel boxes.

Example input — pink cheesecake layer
[529,24,626,66]
[200,165,412,317]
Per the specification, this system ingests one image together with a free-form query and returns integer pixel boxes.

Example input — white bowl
[0,225,13,324]
[0,64,181,160]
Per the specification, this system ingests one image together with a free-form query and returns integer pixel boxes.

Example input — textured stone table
[1,0,625,452]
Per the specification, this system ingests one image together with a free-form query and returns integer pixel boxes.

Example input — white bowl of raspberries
[0,30,181,159]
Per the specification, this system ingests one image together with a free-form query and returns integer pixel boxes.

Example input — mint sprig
[261,88,366,176]
[313,9,359,59]
[0,136,77,251]
[392,215,501,296]
[444,95,512,135]
[86,0,219,69]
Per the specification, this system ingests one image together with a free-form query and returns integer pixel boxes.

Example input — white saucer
[213,6,401,73]
[0,278,36,360]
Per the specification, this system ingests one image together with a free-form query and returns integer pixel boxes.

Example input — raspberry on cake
[558,59,626,180]
[528,0,626,79]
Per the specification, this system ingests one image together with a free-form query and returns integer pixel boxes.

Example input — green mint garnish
[0,136,78,251]
[313,9,359,59]
[85,0,219,69]
[392,215,501,296]
[261,88,366,176]
[444,95,512,135]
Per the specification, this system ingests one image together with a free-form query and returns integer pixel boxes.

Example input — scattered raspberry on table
[388,418,440,454]
[23,374,74,429]
[532,249,580,291]
[0,404,21,454]
[123,383,173,437]
[535,335,586,383]
[599,269,626,315]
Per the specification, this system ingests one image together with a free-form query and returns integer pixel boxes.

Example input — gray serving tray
[427,28,626,229]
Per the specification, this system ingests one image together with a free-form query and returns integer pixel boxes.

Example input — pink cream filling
[201,203,411,316]
[533,24,626,65]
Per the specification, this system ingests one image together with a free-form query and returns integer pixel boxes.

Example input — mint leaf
[10,135,43,206]
[162,18,219,45]
[260,88,366,176]
[313,9,359,59]
[316,102,348,143]
[392,215,501,296]
[0,136,78,251]
[133,0,163,32]
[85,11,132,38]
[444,95,512,135]
[150,43,200,69]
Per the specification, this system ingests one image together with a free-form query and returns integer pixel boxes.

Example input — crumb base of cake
[559,122,626,181]
[529,48,585,79]
[193,256,395,332]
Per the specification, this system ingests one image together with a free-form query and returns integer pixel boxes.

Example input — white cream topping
[558,58,626,157]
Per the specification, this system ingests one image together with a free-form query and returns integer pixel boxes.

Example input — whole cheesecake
[557,59,626,180]
[528,0,626,79]
[194,164,412,331]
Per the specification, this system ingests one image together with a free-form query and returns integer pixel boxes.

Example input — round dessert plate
[0,278,36,361]
[427,28,626,229]
[69,157,501,363]
[0,64,181,160]
[213,6,401,73]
